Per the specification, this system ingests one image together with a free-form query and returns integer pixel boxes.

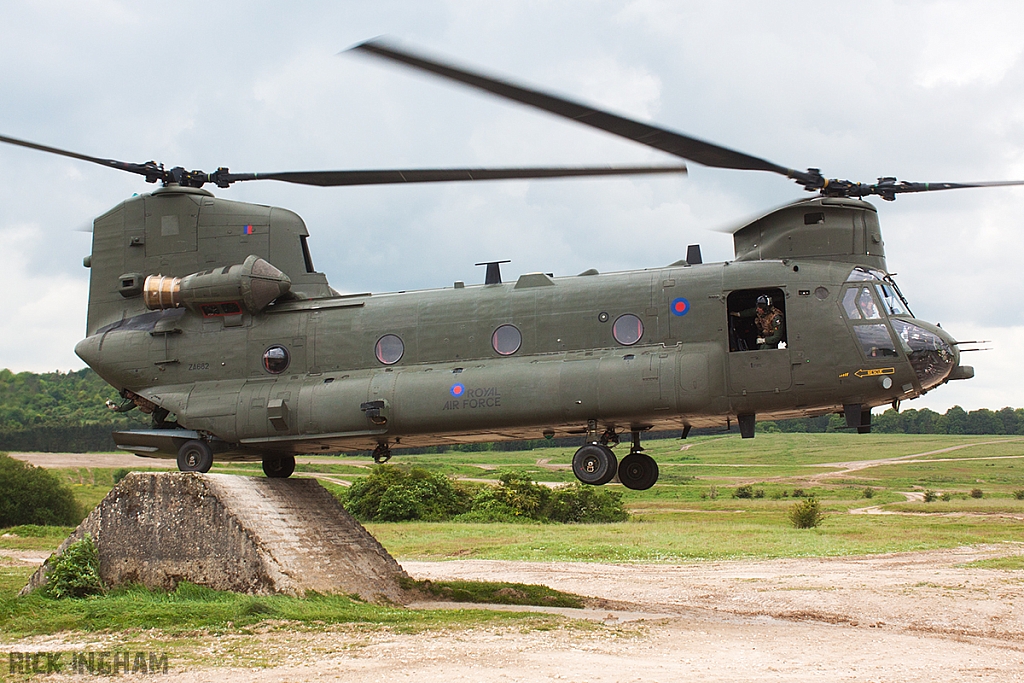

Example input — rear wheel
[618,453,659,490]
[177,440,213,473]
[572,444,617,485]
[262,454,296,478]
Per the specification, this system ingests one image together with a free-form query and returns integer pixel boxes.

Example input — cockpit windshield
[875,283,908,316]
[847,267,914,317]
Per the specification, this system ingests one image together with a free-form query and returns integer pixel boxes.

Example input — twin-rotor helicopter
[2,39,1011,489]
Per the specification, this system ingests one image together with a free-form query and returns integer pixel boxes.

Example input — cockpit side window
[727,288,787,352]
[857,288,881,319]
[841,288,862,319]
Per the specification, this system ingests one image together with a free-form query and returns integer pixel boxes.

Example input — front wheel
[572,444,617,485]
[618,453,659,490]
[262,454,296,478]
[177,440,213,473]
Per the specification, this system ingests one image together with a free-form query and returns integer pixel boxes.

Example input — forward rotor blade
[223,165,687,187]
[351,39,793,176]
[0,133,165,183]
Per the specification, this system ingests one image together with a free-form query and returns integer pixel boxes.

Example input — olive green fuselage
[74,187,962,459]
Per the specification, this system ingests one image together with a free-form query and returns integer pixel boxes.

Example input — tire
[177,440,213,473]
[572,444,617,486]
[263,454,296,478]
[618,453,659,490]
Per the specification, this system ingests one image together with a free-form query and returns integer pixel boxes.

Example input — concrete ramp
[22,473,408,602]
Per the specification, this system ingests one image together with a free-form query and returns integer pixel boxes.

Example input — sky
[0,0,1021,412]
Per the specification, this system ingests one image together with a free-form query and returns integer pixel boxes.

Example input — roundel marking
[671,297,691,316]
[450,383,466,397]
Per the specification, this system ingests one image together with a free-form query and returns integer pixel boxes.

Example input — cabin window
[491,324,522,356]
[263,345,290,374]
[852,324,898,358]
[612,314,644,346]
[727,288,787,352]
[374,334,404,365]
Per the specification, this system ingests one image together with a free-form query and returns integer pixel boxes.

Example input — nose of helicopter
[893,319,959,391]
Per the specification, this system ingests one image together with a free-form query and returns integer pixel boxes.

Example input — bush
[0,453,80,527]
[44,534,104,599]
[112,468,131,484]
[970,488,984,499]
[734,484,754,499]
[863,488,874,499]
[792,488,806,498]
[545,483,628,523]
[343,465,471,522]
[941,492,952,502]
[1013,490,1024,500]
[923,490,938,503]
[788,498,825,529]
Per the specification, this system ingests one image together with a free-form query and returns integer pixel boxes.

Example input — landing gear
[372,442,392,464]
[263,454,296,478]
[177,439,213,473]
[618,431,659,490]
[572,443,617,485]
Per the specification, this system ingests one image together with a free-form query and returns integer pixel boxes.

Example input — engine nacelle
[143,255,291,314]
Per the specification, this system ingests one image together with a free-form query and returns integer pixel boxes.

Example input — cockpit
[840,267,956,390]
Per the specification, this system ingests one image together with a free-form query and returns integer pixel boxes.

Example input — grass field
[12,432,1024,565]
[1,433,1022,641]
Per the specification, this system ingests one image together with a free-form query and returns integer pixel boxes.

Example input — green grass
[400,578,584,608]
[0,582,568,640]
[961,555,1024,570]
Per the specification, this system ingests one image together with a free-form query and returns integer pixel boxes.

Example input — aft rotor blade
[351,39,793,176]
[222,165,687,187]
[0,133,166,183]
[839,177,1024,201]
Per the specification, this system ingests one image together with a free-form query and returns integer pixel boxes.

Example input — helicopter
[1,39,1010,489]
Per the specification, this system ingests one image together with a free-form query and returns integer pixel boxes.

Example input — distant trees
[0,368,147,452]
[0,453,81,527]
[768,406,1024,435]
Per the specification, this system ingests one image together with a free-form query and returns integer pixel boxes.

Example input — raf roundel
[450,383,466,397]
[671,297,690,317]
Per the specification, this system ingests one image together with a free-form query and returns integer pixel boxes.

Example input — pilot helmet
[756,295,770,308]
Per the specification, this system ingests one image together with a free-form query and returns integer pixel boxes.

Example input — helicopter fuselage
[73,187,963,471]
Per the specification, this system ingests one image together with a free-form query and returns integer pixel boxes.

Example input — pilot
[731,295,785,350]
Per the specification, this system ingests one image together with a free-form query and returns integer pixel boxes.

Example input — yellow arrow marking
[854,367,895,378]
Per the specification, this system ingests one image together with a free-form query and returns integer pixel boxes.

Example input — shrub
[44,534,104,599]
[0,453,80,527]
[544,483,628,523]
[343,465,471,522]
[941,492,952,502]
[923,490,938,503]
[970,488,984,499]
[792,488,806,498]
[1013,490,1024,500]
[734,484,754,499]
[863,488,874,499]
[112,468,131,484]
[788,498,825,529]
[753,488,765,499]
[702,485,719,500]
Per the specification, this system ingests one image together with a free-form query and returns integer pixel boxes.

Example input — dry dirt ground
[5,545,1022,682]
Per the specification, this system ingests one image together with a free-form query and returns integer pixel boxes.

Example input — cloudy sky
[0,1,1021,412]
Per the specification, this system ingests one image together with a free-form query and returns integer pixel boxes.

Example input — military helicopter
[2,39,1011,489]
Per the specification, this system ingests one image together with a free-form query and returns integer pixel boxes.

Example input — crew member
[731,295,785,350]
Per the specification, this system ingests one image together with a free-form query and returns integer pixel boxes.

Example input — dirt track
[11,544,1020,682]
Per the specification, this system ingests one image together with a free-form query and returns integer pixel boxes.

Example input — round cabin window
[263,345,290,374]
[491,324,522,356]
[612,314,644,346]
[375,334,405,365]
